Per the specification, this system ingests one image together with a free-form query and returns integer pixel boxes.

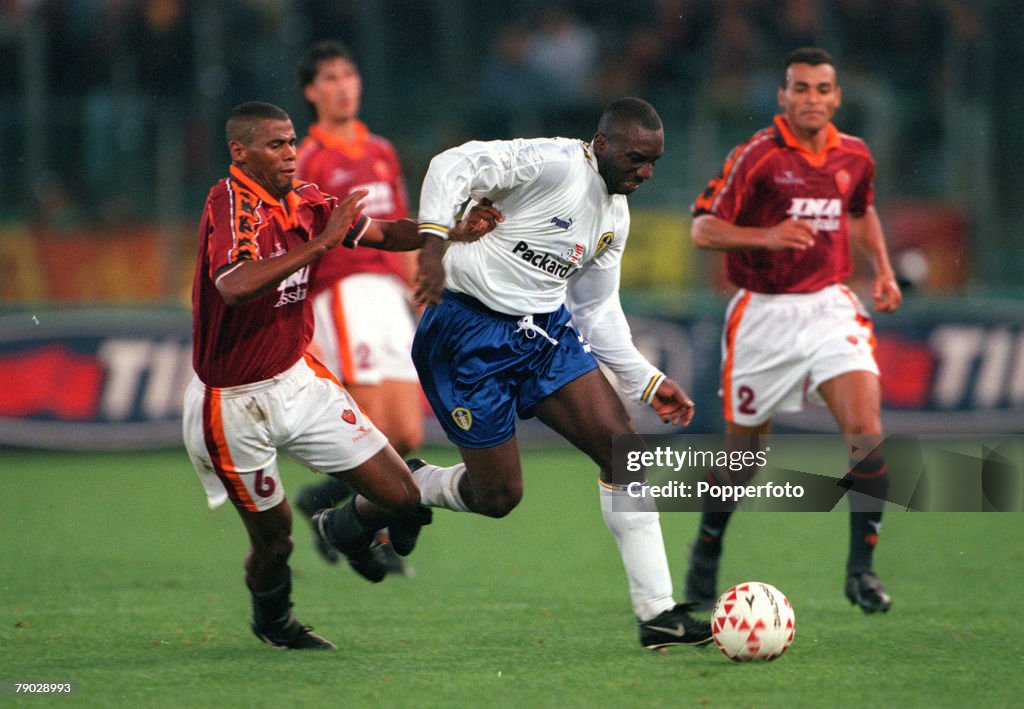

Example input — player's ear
[228,140,247,164]
[592,132,608,156]
[303,83,317,106]
[777,85,785,109]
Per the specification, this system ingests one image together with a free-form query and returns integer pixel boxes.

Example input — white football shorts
[309,273,418,385]
[720,284,879,426]
[183,354,389,512]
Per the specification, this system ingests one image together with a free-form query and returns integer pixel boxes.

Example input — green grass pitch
[1,447,1021,707]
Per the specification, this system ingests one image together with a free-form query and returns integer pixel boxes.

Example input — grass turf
[1,447,1021,707]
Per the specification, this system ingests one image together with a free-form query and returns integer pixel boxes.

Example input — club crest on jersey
[594,232,614,258]
[834,169,851,195]
[452,407,472,431]
[341,409,357,425]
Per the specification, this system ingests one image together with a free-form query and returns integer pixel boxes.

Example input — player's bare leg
[819,370,892,613]
[456,439,525,517]
[239,500,335,649]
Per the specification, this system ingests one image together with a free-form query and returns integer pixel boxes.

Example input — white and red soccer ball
[711,582,795,661]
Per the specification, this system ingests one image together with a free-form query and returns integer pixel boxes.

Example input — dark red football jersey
[191,165,353,387]
[692,115,876,294]
[297,121,409,293]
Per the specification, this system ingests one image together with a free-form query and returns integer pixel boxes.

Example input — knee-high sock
[599,482,675,621]
[412,462,470,512]
[248,568,291,627]
[693,467,739,555]
[844,456,889,575]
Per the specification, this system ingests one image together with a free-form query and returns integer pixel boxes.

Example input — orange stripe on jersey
[226,183,261,265]
[202,387,258,512]
[692,127,776,217]
[326,283,357,384]
[722,290,753,422]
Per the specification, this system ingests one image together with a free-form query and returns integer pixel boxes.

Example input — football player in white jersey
[404,98,710,649]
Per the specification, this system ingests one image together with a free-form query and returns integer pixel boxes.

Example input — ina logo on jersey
[786,198,841,232]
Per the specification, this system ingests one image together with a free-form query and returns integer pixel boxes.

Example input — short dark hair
[296,41,358,119]
[597,97,662,139]
[782,47,837,87]
[226,101,290,145]
[297,40,357,89]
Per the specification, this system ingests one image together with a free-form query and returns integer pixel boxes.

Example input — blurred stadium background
[1,0,1022,447]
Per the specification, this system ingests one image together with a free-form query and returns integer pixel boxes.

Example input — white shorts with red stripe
[183,354,389,512]
[720,284,879,426]
[308,273,418,386]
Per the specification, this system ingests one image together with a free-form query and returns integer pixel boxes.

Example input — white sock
[599,482,676,621]
[412,462,470,512]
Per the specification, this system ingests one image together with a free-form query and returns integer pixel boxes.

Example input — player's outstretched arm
[651,378,695,428]
[216,189,366,306]
[361,200,504,251]
[691,214,815,252]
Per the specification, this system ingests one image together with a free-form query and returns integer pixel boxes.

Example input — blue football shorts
[412,289,599,448]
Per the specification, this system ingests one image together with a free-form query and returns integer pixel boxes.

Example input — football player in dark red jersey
[685,48,901,614]
[290,41,422,573]
[184,102,496,650]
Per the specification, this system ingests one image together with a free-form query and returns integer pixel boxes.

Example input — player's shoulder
[547,136,587,159]
[364,131,399,155]
[501,135,581,158]
[530,137,588,182]
[835,130,874,161]
[711,125,780,184]
[205,177,230,202]
[733,125,783,162]
[207,176,254,208]
[509,137,588,177]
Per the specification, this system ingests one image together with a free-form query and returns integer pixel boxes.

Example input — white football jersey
[417,137,665,403]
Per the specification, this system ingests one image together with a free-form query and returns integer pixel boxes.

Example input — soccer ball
[711,582,795,661]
